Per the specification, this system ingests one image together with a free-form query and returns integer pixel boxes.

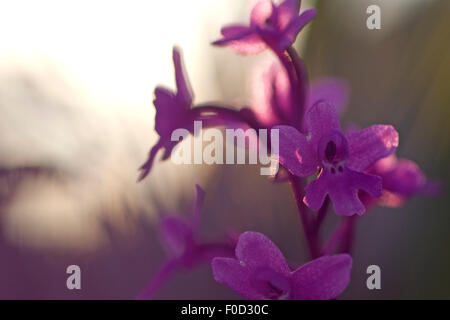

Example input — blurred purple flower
[139,47,195,181]
[275,102,399,216]
[159,185,205,263]
[213,0,316,55]
[252,62,349,128]
[212,231,352,300]
[138,185,234,299]
[158,185,235,267]
[361,154,442,208]
[139,46,258,181]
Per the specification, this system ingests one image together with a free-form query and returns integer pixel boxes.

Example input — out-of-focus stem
[313,197,330,234]
[137,258,179,300]
[288,174,320,259]
[137,242,235,300]
[138,139,164,182]
[322,215,357,255]
[322,218,346,255]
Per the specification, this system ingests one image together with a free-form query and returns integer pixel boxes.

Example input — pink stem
[288,174,320,259]
[313,197,330,234]
[137,242,235,300]
[322,216,357,255]
[136,257,180,300]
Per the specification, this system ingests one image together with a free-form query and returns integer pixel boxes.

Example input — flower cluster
[139,0,440,300]
[276,102,398,216]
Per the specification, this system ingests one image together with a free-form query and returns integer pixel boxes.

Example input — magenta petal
[382,159,426,196]
[213,25,267,55]
[252,63,291,126]
[235,232,290,277]
[282,8,317,44]
[305,168,382,215]
[303,170,328,211]
[290,254,352,300]
[276,0,300,30]
[346,125,399,172]
[172,47,193,107]
[212,257,264,299]
[274,125,318,177]
[153,87,179,136]
[216,25,255,42]
[329,169,381,216]
[305,101,340,147]
[160,216,193,256]
[138,139,164,181]
[307,78,350,114]
[250,0,274,26]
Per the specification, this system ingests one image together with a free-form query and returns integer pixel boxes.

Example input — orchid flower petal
[305,101,340,147]
[274,125,318,177]
[212,257,264,299]
[235,231,290,276]
[291,254,352,300]
[276,0,300,30]
[172,47,193,107]
[212,25,267,55]
[153,87,179,136]
[250,0,274,26]
[307,78,350,114]
[328,169,381,215]
[281,8,316,46]
[305,168,381,215]
[346,125,399,172]
[160,215,193,257]
[303,170,329,211]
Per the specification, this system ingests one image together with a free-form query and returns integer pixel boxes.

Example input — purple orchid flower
[139,46,259,181]
[275,102,399,216]
[138,185,235,299]
[252,61,349,129]
[213,0,316,55]
[158,184,205,264]
[138,47,195,181]
[361,154,442,209]
[212,231,352,300]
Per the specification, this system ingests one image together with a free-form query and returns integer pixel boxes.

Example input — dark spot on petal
[325,141,337,162]
[331,167,336,174]
[338,166,343,173]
